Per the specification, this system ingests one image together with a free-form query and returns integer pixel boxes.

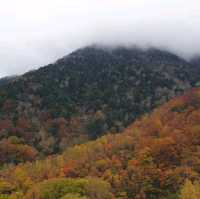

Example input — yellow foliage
[0,179,14,194]
[13,168,33,193]
[180,180,200,199]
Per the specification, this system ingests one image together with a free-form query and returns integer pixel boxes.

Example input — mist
[1,0,200,77]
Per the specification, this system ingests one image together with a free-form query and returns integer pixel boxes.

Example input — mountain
[1,88,200,199]
[0,76,18,86]
[0,46,200,160]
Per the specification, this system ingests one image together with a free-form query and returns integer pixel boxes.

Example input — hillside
[0,46,200,161]
[1,88,200,198]
[0,76,17,87]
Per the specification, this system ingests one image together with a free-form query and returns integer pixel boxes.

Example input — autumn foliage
[1,88,200,198]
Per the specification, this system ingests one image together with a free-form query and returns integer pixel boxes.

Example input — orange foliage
[2,88,200,198]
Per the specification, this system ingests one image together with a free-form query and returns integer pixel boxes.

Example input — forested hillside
[1,88,200,198]
[0,46,200,162]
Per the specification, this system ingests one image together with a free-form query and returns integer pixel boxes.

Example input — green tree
[85,178,113,199]
[61,193,89,199]
[25,178,88,199]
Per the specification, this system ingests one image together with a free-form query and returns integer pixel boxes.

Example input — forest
[0,47,200,161]
[1,0,200,198]
[1,87,200,198]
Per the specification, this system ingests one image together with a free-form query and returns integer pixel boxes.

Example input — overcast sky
[0,0,200,77]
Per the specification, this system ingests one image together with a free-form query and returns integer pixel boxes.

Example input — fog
[0,0,200,77]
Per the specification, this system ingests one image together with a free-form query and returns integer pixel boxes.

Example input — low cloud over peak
[0,0,200,77]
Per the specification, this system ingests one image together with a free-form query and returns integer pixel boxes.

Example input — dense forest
[0,46,200,163]
[1,87,200,198]
[1,46,200,198]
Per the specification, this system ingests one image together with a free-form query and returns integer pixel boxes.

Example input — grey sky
[1,0,200,77]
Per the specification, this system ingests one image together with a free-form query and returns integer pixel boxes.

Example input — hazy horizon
[1,0,200,77]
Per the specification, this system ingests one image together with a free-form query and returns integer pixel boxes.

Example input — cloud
[0,0,200,77]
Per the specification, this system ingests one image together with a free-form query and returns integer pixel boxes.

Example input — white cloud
[0,0,200,77]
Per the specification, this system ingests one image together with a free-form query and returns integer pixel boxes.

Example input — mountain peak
[0,46,199,158]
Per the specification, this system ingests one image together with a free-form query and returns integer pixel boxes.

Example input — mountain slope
[1,88,200,198]
[0,46,199,159]
[0,76,17,86]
